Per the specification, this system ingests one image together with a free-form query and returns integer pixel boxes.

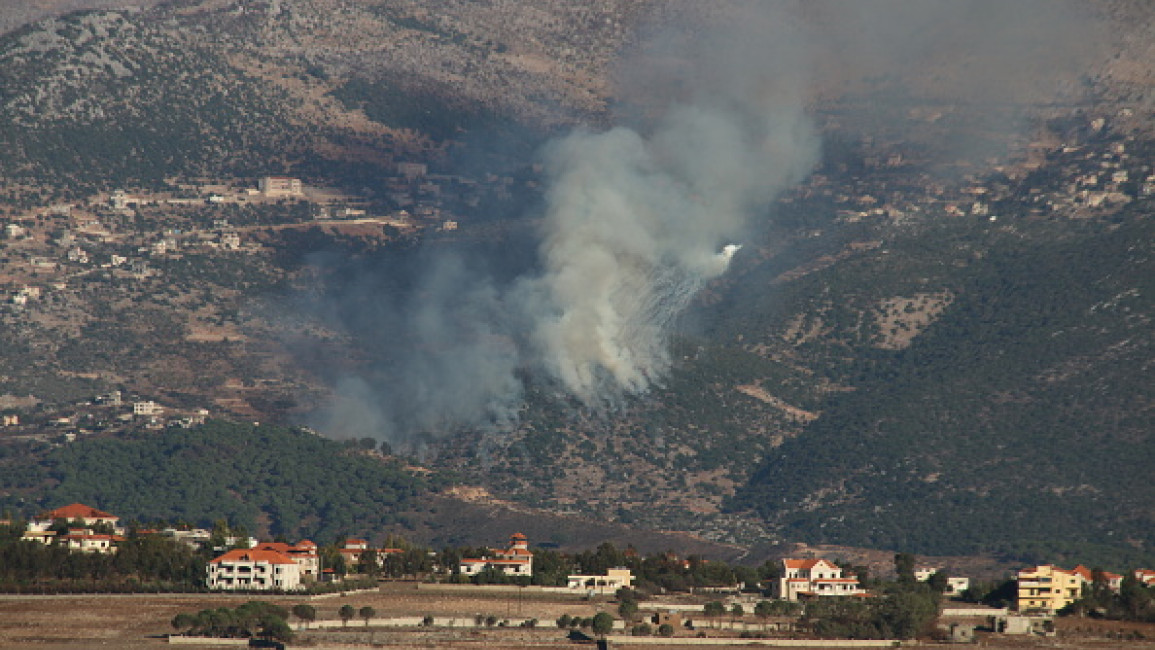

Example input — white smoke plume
[528,116,815,404]
[521,4,819,405]
[305,0,1092,441]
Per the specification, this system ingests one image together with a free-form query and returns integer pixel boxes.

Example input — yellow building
[1016,565,1087,613]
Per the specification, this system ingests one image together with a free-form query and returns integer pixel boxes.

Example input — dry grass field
[4,585,1155,649]
[0,584,615,649]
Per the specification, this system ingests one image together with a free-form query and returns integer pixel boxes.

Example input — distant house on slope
[29,503,121,533]
[567,567,634,594]
[1016,564,1122,613]
[772,558,865,601]
[59,528,120,554]
[914,566,971,596]
[259,176,303,198]
[459,532,534,578]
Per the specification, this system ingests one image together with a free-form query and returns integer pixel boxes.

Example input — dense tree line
[171,600,293,642]
[0,521,204,592]
[1066,573,1155,622]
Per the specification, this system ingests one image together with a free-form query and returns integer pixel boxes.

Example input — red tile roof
[210,548,297,565]
[783,558,835,570]
[61,531,113,541]
[1070,565,1094,581]
[42,503,118,521]
[255,541,318,556]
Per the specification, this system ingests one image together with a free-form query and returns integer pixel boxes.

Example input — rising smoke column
[303,3,820,442]
[525,6,819,405]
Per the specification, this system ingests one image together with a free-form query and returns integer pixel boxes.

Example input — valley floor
[2,586,1155,649]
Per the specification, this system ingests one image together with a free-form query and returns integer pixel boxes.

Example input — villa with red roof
[459,533,534,578]
[772,558,864,601]
[207,548,303,591]
[30,503,122,533]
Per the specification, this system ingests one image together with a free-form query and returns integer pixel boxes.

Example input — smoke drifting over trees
[526,4,819,404]
[302,0,1092,444]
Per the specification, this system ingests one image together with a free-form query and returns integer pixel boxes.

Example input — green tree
[927,571,949,594]
[338,604,355,627]
[1118,574,1154,620]
[171,613,195,633]
[894,553,917,585]
[359,606,376,626]
[359,549,380,576]
[730,603,745,619]
[591,612,614,636]
[658,622,674,637]
[291,604,316,628]
[618,599,639,621]
[703,600,726,626]
[754,599,774,624]
[876,588,939,639]
[259,616,293,642]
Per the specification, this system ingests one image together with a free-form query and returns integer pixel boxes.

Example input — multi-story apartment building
[207,548,302,591]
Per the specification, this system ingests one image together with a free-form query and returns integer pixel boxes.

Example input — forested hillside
[726,206,1155,567]
[0,421,433,541]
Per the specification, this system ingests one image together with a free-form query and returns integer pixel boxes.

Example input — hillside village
[2,103,1150,438]
[5,501,1155,643]
[0,160,527,440]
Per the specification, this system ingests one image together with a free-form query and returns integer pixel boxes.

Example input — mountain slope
[727,206,1155,565]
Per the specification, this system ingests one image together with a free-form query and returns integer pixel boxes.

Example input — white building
[259,176,304,198]
[915,567,971,596]
[207,548,303,591]
[59,528,118,554]
[133,401,163,416]
[459,533,534,577]
[773,558,864,601]
[567,567,634,594]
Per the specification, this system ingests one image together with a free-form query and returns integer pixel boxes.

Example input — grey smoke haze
[305,0,1094,443]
